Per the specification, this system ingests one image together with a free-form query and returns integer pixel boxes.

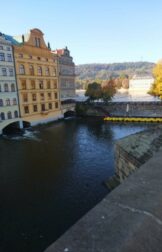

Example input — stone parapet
[44,150,162,252]
[115,126,162,181]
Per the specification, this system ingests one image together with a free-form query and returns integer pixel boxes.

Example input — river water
[0,118,151,252]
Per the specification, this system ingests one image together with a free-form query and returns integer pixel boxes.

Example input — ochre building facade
[13,29,62,126]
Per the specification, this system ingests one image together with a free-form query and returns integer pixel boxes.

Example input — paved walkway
[45,150,162,252]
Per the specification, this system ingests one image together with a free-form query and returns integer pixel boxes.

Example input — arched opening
[4,83,9,92]
[2,120,31,135]
[2,121,21,135]
[0,99,4,107]
[23,121,31,128]
[14,110,18,118]
[7,111,12,119]
[11,83,15,92]
[64,110,75,118]
[0,112,5,120]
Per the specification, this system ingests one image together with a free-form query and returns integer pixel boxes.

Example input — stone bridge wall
[76,101,162,117]
[115,126,162,182]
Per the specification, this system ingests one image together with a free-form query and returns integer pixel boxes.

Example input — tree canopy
[85,82,102,101]
[149,60,162,98]
[85,81,116,102]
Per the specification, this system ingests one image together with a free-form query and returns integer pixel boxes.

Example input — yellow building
[13,28,62,126]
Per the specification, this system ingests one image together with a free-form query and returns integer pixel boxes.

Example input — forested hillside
[76,62,155,80]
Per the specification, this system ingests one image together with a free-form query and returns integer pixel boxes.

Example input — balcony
[41,110,49,115]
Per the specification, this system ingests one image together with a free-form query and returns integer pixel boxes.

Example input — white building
[0,33,20,134]
[129,75,154,93]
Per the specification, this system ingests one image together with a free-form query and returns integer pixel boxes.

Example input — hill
[76,62,155,80]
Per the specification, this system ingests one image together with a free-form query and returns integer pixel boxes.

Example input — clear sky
[1,0,162,64]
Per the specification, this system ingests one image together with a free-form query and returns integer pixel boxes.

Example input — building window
[18,53,23,58]
[13,98,17,105]
[39,80,44,89]
[0,99,3,106]
[41,104,45,111]
[24,106,29,114]
[21,80,26,90]
[0,45,3,50]
[52,68,56,76]
[7,47,11,51]
[54,92,58,99]
[6,99,10,106]
[38,66,42,76]
[32,93,37,101]
[9,68,14,76]
[47,81,51,89]
[29,55,32,59]
[33,105,38,112]
[29,65,34,75]
[37,57,41,60]
[45,67,50,76]
[55,102,58,109]
[48,103,52,110]
[11,84,15,92]
[14,111,18,118]
[2,68,7,76]
[40,93,44,101]
[19,64,25,74]
[7,54,12,62]
[7,111,12,119]
[35,37,41,47]
[4,83,9,92]
[54,81,57,89]
[48,93,52,100]
[31,80,35,89]
[0,112,5,120]
[0,53,5,61]
[23,93,28,102]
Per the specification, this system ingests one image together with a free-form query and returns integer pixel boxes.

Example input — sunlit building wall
[9,29,62,126]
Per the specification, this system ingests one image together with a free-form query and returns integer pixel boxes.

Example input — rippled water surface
[0,118,151,252]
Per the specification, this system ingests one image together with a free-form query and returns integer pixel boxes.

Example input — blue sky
[1,0,162,64]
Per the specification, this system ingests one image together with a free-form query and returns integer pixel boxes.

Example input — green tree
[85,82,102,101]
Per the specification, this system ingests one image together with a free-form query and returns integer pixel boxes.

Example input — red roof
[52,49,64,55]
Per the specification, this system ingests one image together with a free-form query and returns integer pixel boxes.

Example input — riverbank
[45,127,162,252]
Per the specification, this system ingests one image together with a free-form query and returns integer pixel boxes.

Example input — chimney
[22,35,25,43]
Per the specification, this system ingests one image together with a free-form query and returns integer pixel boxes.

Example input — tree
[101,79,116,102]
[122,78,129,89]
[149,60,162,98]
[85,82,102,101]
[114,78,122,89]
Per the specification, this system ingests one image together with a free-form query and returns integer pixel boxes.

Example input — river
[0,118,151,252]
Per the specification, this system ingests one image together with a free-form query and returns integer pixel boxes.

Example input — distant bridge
[61,103,75,117]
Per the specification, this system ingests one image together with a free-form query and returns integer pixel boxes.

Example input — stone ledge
[44,150,162,252]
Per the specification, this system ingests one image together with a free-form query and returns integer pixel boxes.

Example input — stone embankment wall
[76,101,162,117]
[115,126,162,182]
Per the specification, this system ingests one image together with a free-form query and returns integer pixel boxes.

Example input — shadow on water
[0,118,151,252]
